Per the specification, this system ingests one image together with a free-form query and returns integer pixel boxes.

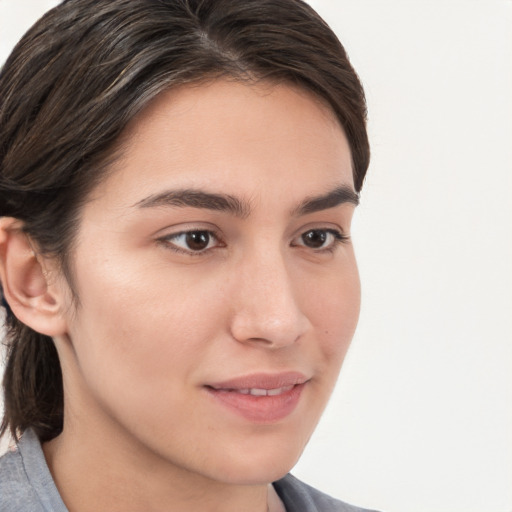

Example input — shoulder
[0,430,65,512]
[0,441,44,511]
[274,474,381,512]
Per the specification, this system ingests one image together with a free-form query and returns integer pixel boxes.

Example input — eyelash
[292,228,350,253]
[157,228,349,256]
[157,229,224,256]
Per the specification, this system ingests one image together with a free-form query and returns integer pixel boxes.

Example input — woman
[0,0,375,510]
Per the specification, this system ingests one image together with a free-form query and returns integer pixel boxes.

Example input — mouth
[204,372,309,423]
[217,385,296,397]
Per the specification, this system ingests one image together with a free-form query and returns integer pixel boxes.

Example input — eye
[293,228,348,251]
[159,230,222,254]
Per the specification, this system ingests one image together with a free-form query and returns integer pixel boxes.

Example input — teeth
[227,385,295,396]
[217,385,296,396]
[267,385,293,396]
[250,388,268,396]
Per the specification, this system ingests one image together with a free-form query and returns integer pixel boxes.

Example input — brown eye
[185,231,211,251]
[161,230,221,254]
[293,228,347,251]
[301,229,328,248]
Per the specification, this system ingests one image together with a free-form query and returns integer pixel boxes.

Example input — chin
[200,434,308,485]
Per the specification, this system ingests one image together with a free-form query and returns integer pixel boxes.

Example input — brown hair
[0,0,369,442]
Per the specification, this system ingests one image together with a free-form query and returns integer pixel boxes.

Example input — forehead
[129,78,342,137]
[87,79,354,212]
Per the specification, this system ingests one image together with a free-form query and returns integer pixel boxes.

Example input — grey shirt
[0,429,378,512]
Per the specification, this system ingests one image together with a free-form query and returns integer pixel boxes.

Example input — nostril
[228,257,310,347]
[229,311,308,349]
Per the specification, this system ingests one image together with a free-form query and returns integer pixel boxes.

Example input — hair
[0,0,369,442]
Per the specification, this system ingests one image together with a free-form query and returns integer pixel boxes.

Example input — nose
[228,249,310,349]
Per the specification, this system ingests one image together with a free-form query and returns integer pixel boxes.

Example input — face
[54,80,360,484]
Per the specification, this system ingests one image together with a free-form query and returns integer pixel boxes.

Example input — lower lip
[205,383,306,423]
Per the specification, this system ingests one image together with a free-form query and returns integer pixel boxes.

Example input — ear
[0,217,68,337]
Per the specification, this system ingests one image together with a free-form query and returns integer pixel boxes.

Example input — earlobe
[0,217,68,336]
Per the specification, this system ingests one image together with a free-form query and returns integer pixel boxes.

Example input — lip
[204,371,308,423]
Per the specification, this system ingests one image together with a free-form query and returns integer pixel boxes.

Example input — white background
[1,1,511,511]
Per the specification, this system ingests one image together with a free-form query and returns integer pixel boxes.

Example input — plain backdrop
[1,1,511,512]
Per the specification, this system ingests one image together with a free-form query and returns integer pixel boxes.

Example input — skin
[1,80,360,511]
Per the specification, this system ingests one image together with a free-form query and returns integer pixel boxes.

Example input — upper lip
[206,371,309,391]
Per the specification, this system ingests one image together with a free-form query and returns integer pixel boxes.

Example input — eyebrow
[292,185,359,215]
[135,189,251,218]
[135,184,358,218]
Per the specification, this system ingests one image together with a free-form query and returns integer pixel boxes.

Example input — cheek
[65,253,228,398]
[306,262,361,363]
